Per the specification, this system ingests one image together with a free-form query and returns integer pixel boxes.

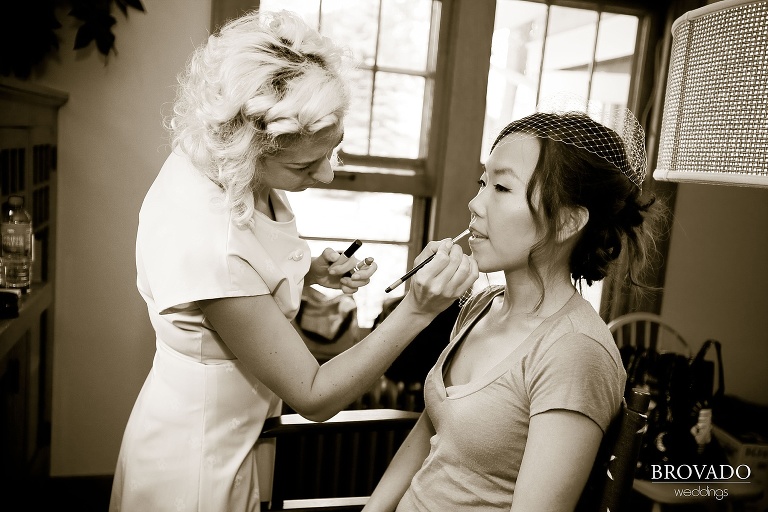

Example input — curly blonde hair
[168,10,351,226]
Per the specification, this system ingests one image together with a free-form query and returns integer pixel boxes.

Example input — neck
[500,267,576,319]
[254,187,274,219]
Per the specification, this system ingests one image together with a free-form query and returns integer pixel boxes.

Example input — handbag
[292,286,361,363]
[629,339,727,479]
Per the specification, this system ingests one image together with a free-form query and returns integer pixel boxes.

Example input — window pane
[378,0,433,71]
[287,189,413,242]
[320,0,380,66]
[483,0,548,160]
[590,14,638,106]
[539,6,598,102]
[370,72,425,158]
[344,68,373,155]
[262,0,434,165]
[259,0,319,25]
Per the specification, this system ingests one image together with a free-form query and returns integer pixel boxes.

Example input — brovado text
[652,464,752,481]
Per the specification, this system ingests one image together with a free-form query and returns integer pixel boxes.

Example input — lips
[469,227,488,242]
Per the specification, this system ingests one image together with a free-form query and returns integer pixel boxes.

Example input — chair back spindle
[576,388,651,512]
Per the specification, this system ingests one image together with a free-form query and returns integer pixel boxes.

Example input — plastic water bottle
[1,195,33,290]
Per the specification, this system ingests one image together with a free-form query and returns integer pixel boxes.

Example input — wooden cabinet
[0,79,66,479]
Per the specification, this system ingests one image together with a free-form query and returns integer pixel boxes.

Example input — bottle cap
[9,196,23,207]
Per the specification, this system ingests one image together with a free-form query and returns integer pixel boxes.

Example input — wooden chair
[576,388,651,512]
[257,409,420,511]
[257,389,650,512]
[607,312,691,356]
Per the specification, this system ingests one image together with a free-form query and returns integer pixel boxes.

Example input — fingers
[436,249,476,295]
[341,258,376,287]
[413,239,460,284]
[342,257,375,278]
[411,242,477,300]
[448,254,479,293]
[339,259,377,294]
[321,247,341,265]
[326,246,356,276]
[413,239,447,267]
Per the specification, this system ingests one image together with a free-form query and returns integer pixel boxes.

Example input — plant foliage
[0,0,145,80]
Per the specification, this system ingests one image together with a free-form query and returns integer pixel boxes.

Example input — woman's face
[260,125,344,192]
[468,133,541,274]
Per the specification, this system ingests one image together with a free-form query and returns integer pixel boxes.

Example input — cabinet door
[0,128,29,201]
[0,332,31,478]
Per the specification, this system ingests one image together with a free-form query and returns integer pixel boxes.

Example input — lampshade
[654,0,768,187]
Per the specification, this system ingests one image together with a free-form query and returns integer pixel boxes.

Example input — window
[480,0,642,312]
[213,0,652,323]
[260,0,442,327]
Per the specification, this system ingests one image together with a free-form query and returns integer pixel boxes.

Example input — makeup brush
[385,229,471,293]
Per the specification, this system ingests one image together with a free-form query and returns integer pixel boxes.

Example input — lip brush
[385,229,471,293]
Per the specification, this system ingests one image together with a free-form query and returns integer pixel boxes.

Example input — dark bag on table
[628,339,727,479]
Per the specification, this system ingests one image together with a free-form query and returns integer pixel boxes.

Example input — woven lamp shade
[654,0,768,187]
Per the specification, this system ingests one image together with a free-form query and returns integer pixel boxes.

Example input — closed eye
[494,184,511,192]
[477,179,486,188]
[290,161,317,172]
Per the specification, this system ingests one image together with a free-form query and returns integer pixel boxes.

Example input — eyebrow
[483,164,524,184]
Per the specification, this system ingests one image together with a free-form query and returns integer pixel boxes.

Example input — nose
[468,188,484,220]
[311,158,334,184]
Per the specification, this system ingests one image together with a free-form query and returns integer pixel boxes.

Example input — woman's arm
[363,412,435,512]
[511,410,603,512]
[200,240,477,421]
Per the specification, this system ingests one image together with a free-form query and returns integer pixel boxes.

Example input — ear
[557,206,589,243]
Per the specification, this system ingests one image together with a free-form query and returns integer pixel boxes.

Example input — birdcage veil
[491,94,648,189]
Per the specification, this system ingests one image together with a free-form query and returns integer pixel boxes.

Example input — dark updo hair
[491,112,663,297]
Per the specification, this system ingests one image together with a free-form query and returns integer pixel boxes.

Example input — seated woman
[364,109,661,512]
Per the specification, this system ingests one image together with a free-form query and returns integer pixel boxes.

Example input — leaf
[74,23,97,50]
[95,25,117,56]
[116,0,145,14]
[8,0,148,71]
[71,8,117,56]
[127,0,146,12]
[115,1,128,16]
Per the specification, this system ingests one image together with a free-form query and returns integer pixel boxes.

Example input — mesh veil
[491,95,648,189]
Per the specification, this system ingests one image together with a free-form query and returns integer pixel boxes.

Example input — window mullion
[535,4,551,107]
[366,0,385,155]
[586,10,602,102]
[313,171,432,196]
